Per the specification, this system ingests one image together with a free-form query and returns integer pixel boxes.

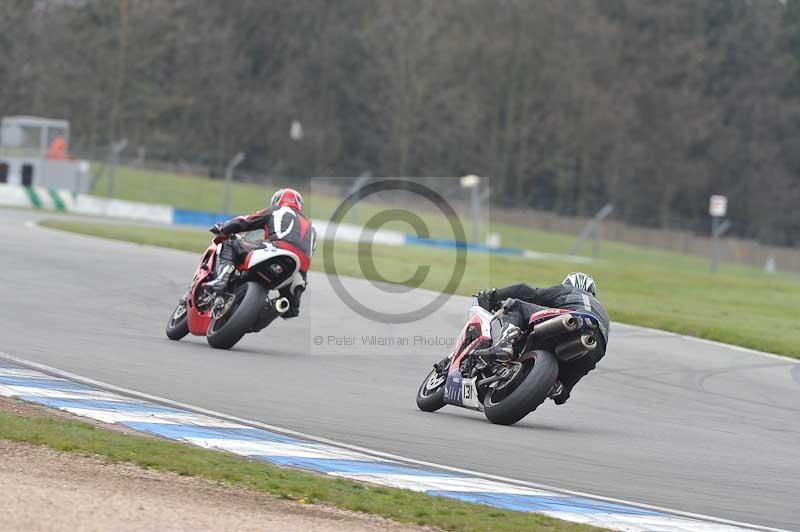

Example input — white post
[460,174,481,243]
[709,195,729,273]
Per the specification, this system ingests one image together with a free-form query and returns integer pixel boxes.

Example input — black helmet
[562,272,596,296]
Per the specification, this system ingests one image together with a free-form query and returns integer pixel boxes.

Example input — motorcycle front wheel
[206,282,266,350]
[416,368,447,412]
[483,350,558,425]
[165,299,190,340]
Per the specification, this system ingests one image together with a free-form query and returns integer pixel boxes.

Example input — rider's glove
[498,298,518,313]
[210,223,224,235]
[475,288,497,311]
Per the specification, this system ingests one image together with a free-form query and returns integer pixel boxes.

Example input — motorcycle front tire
[416,368,447,412]
[165,301,190,340]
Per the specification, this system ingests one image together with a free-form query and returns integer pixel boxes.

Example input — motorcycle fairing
[448,305,494,372]
[528,307,571,325]
[443,373,482,411]
[443,305,494,410]
[187,244,217,335]
[444,372,463,405]
[241,243,301,290]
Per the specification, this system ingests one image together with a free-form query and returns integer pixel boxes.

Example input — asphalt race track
[2,208,798,530]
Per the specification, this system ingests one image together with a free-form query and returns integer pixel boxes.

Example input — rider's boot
[548,380,570,405]
[205,263,235,292]
[548,380,563,398]
[475,323,521,360]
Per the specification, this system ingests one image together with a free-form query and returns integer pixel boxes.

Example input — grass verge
[86,163,760,259]
[88,164,800,278]
[39,219,800,358]
[0,408,600,532]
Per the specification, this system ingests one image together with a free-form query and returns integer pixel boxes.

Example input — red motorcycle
[416,298,600,425]
[165,234,297,350]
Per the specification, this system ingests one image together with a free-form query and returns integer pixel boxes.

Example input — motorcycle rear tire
[483,350,558,426]
[207,282,266,350]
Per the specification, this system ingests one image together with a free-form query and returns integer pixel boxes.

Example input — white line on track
[0,350,790,532]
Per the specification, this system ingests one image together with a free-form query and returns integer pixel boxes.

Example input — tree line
[1,0,798,245]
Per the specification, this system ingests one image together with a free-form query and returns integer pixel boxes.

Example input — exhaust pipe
[533,313,581,339]
[251,297,291,332]
[274,297,291,314]
[555,334,597,361]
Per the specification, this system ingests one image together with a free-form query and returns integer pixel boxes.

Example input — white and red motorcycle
[166,233,303,350]
[416,298,600,425]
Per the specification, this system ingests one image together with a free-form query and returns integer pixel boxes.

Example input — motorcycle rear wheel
[483,350,558,425]
[165,300,190,340]
[207,282,266,350]
[416,368,447,412]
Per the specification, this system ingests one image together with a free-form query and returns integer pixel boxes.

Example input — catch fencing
[492,208,800,274]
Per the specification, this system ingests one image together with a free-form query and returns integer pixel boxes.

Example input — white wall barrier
[0,183,32,208]
[0,183,74,211]
[1,183,583,261]
[72,195,173,224]
[312,219,405,247]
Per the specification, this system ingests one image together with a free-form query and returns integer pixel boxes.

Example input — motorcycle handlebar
[492,298,516,318]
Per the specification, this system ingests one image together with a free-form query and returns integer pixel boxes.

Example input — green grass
[90,163,576,248]
[91,163,353,222]
[0,409,600,532]
[94,163,800,268]
[93,164,270,214]
[40,219,800,358]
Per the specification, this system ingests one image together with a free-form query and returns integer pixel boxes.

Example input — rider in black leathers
[476,272,609,405]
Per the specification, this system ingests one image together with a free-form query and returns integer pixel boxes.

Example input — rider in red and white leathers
[205,188,316,318]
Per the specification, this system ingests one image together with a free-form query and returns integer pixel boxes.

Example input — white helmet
[563,272,596,296]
